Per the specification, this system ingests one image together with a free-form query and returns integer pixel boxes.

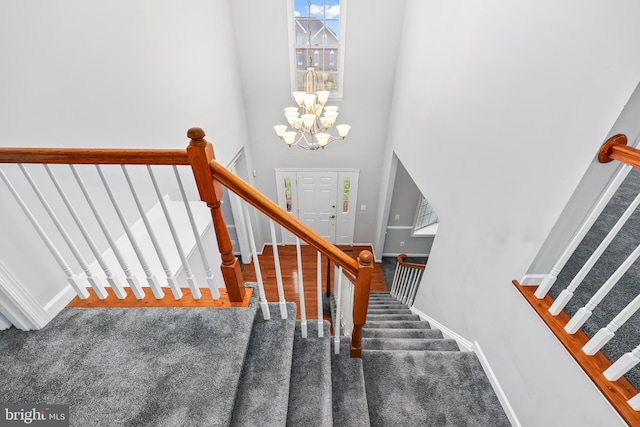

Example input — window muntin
[292,0,344,98]
[414,196,438,231]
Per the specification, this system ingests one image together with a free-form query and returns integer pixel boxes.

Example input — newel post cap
[358,250,373,266]
[188,127,206,141]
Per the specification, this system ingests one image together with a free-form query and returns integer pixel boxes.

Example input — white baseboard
[409,306,521,426]
[0,262,49,330]
[409,306,473,351]
[0,312,12,330]
[472,341,522,427]
[44,284,77,317]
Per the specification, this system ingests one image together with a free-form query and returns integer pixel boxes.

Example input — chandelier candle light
[274,67,350,150]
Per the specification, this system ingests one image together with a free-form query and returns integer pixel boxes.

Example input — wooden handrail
[598,134,640,169]
[208,158,360,276]
[397,253,426,270]
[513,280,640,425]
[0,147,189,165]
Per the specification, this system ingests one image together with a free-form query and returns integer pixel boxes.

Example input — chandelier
[273,4,350,150]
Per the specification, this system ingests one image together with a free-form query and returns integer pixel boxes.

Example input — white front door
[297,171,338,242]
[275,169,359,245]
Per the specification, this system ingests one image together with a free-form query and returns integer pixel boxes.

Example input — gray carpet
[332,292,509,426]
[550,167,640,390]
[1,289,507,426]
[230,302,297,426]
[0,306,257,427]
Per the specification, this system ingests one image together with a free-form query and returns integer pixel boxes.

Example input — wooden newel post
[351,250,374,357]
[186,127,245,302]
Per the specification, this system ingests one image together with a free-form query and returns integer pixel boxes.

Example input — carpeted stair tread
[0,307,259,427]
[365,314,421,321]
[287,320,332,427]
[361,350,510,426]
[362,338,460,351]
[363,328,444,339]
[331,339,371,427]
[367,308,413,315]
[364,320,431,329]
[230,303,297,427]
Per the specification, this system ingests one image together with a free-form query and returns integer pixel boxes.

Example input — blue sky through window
[294,0,340,34]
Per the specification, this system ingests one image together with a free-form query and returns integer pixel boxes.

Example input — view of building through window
[293,0,342,95]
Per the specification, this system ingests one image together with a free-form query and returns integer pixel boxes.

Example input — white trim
[44,284,76,317]
[0,312,12,330]
[0,262,50,330]
[409,306,473,351]
[385,225,414,230]
[472,341,523,427]
[382,252,430,258]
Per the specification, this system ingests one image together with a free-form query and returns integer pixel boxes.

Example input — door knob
[330,215,336,219]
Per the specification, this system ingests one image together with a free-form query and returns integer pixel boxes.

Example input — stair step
[361,350,510,427]
[331,339,371,427]
[367,301,407,307]
[230,303,297,426]
[367,308,413,315]
[287,320,332,427]
[363,328,444,339]
[362,338,460,351]
[366,314,421,321]
[364,320,431,329]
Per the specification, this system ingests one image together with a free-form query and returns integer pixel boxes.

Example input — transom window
[290,0,346,98]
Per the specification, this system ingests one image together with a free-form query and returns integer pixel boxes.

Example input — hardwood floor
[68,244,387,321]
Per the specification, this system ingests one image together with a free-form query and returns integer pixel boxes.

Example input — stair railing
[0,127,374,357]
[513,134,640,425]
[0,146,224,302]
[390,253,425,306]
[186,127,374,357]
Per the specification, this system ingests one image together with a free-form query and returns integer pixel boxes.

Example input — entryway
[275,169,359,245]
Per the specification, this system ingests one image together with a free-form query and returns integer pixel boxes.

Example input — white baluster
[269,220,287,319]
[627,393,640,410]
[0,169,90,299]
[407,269,423,306]
[334,266,342,354]
[90,165,145,299]
[242,202,270,320]
[296,237,307,338]
[403,269,418,304]
[69,165,131,299]
[173,166,219,299]
[45,165,127,299]
[18,165,100,299]
[550,191,640,316]
[122,166,182,299]
[583,293,640,355]
[534,165,631,299]
[565,243,640,334]
[390,261,401,297]
[604,343,640,381]
[96,166,164,299]
[398,266,410,302]
[148,166,201,299]
[317,251,323,337]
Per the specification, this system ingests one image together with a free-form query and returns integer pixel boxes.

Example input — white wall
[0,1,248,315]
[229,0,406,247]
[384,1,640,425]
[383,160,434,256]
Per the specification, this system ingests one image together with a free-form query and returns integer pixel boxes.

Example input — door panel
[297,171,338,242]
